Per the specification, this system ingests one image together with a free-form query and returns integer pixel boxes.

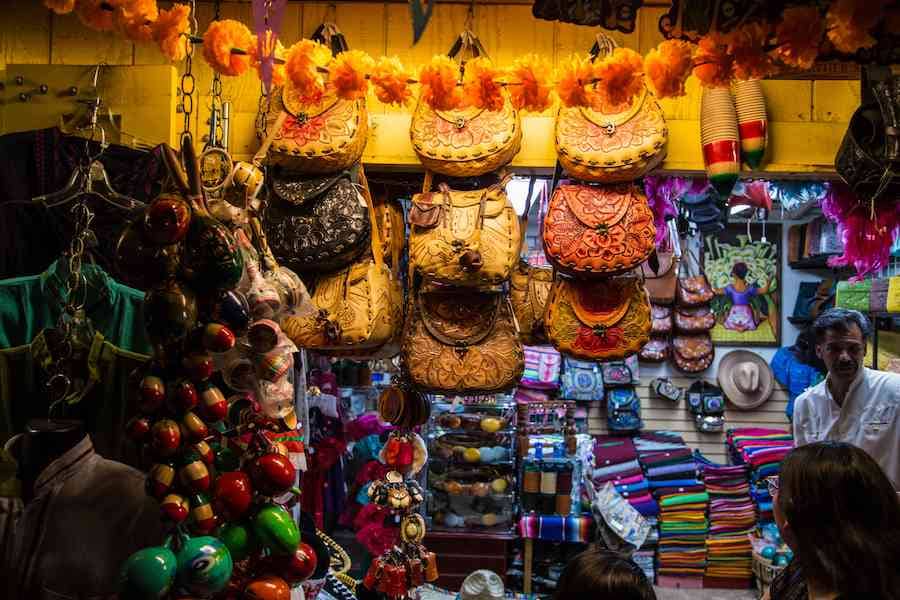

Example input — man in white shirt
[792,308,900,489]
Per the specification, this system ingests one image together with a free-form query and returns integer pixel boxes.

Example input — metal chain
[180,0,198,140]
[206,0,225,149]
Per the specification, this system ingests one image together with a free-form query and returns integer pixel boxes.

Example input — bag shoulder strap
[355,164,386,274]
[252,110,289,168]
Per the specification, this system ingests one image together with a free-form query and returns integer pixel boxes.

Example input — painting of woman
[713,261,772,332]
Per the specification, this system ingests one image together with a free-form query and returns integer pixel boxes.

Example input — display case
[425,396,517,532]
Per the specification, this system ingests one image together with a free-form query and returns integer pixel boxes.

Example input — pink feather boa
[643,176,690,250]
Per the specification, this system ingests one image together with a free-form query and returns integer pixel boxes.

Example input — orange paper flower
[371,56,413,106]
[826,0,886,54]
[593,47,644,107]
[644,40,693,98]
[419,55,464,112]
[329,50,374,101]
[555,54,595,108]
[462,57,504,111]
[75,0,117,32]
[115,0,158,43]
[285,39,332,105]
[693,32,733,87]
[505,54,553,112]
[153,3,190,62]
[248,32,286,88]
[771,6,824,70]
[726,22,776,80]
[203,19,253,77]
[43,0,76,15]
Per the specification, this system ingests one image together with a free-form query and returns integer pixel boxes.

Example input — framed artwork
[704,224,781,346]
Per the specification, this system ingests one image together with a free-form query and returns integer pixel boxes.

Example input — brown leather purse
[671,333,714,373]
[641,252,678,305]
[651,304,672,335]
[401,284,524,395]
[543,183,655,277]
[677,275,715,307]
[544,274,651,361]
[639,337,669,363]
[674,305,716,333]
[510,259,553,345]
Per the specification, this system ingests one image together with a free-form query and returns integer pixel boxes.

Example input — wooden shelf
[788,255,839,269]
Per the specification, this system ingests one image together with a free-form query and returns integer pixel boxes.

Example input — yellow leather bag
[555,35,667,183]
[545,274,651,361]
[402,284,524,395]
[409,173,520,286]
[510,259,553,345]
[280,175,401,354]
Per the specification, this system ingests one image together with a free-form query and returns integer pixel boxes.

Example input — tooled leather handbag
[409,173,520,286]
[641,252,678,305]
[639,337,669,363]
[677,276,715,307]
[545,274,651,361]
[542,182,656,277]
[259,24,368,174]
[835,71,900,202]
[410,31,522,177]
[262,166,371,274]
[671,333,714,374]
[401,283,524,394]
[510,259,553,344]
[280,179,402,354]
[651,304,673,335]
[674,305,716,333]
[555,34,667,183]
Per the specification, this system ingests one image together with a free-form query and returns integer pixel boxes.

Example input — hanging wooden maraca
[700,86,741,200]
[732,79,768,169]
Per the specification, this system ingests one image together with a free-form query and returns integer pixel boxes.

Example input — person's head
[812,308,870,383]
[731,261,749,280]
[554,547,656,600]
[772,442,900,598]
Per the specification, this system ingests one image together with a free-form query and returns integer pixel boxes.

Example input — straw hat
[717,350,774,410]
[459,570,505,600]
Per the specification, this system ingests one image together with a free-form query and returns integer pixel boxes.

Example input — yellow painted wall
[1,1,860,172]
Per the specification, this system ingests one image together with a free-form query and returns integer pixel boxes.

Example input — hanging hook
[465,0,476,32]
[326,2,337,24]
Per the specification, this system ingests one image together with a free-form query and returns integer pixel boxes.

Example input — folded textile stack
[634,516,659,583]
[518,514,593,542]
[657,489,710,586]
[696,454,755,589]
[726,428,793,524]
[592,436,658,517]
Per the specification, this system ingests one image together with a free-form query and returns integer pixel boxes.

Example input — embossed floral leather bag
[651,304,673,335]
[510,259,553,345]
[639,337,669,363]
[542,183,656,277]
[410,31,522,177]
[409,173,520,286]
[671,333,714,373]
[401,284,524,394]
[677,275,715,307]
[260,24,368,174]
[555,35,667,183]
[263,166,371,274]
[640,252,678,305]
[545,274,651,361]
[280,179,402,354]
[674,305,716,333]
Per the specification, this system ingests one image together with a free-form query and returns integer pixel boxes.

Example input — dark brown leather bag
[677,275,715,307]
[651,304,673,335]
[674,305,716,333]
[639,337,669,363]
[671,333,714,373]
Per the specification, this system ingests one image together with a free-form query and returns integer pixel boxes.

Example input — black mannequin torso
[19,418,86,502]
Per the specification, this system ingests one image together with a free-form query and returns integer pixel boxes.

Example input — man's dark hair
[811,308,871,343]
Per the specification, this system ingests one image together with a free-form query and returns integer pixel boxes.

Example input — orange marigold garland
[116,0,159,43]
[592,47,644,107]
[826,0,887,54]
[43,0,76,15]
[153,3,191,62]
[249,32,286,88]
[644,40,693,99]
[371,56,413,106]
[285,39,332,105]
[75,0,117,32]
[462,57,504,111]
[770,6,824,70]
[555,54,595,108]
[505,54,553,112]
[419,55,464,111]
[203,19,253,77]
[725,22,776,80]
[329,50,375,101]
[693,32,734,88]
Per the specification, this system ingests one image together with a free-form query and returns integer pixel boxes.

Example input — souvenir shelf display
[425,397,518,532]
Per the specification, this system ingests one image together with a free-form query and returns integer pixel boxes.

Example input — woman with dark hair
[714,261,772,332]
[767,441,900,600]
[554,547,656,600]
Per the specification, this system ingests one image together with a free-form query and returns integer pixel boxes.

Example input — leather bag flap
[419,290,499,347]
[409,194,443,228]
[672,335,713,360]
[271,171,350,206]
[558,184,631,231]
[568,278,637,328]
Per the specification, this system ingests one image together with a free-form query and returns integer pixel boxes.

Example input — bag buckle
[594,223,610,236]
[603,122,616,136]
[592,324,607,338]
[455,116,467,130]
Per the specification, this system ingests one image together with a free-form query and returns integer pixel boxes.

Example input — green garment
[0,259,150,354]
[0,330,148,463]
[660,492,711,507]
